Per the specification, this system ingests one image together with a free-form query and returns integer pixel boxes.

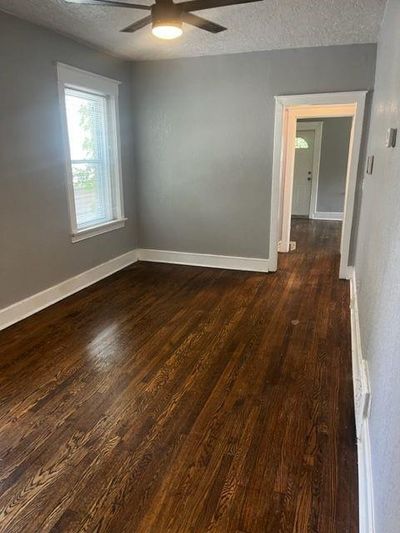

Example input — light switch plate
[386,128,397,148]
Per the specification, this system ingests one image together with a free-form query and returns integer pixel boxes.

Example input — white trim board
[0,249,269,331]
[312,211,344,221]
[349,267,375,533]
[270,91,367,279]
[0,250,138,331]
[358,419,375,533]
[138,249,269,272]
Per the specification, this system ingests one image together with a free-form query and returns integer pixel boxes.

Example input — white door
[291,129,315,216]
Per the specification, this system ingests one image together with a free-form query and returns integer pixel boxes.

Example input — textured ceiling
[0,0,386,60]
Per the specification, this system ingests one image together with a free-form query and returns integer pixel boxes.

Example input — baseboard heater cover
[349,267,375,533]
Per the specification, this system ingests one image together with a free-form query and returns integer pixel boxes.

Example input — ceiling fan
[64,0,263,40]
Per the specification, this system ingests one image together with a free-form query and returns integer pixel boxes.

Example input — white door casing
[269,92,367,279]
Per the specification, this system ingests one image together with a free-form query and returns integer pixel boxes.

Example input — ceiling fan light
[152,21,183,40]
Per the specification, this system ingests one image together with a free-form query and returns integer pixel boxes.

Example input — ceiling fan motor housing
[64,0,265,36]
[152,1,182,28]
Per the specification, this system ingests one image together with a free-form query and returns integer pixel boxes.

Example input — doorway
[269,92,367,279]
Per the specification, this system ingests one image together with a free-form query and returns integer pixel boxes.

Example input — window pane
[71,163,110,227]
[64,88,112,228]
[295,136,309,149]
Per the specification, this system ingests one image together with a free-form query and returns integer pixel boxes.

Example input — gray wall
[354,1,400,532]
[0,12,378,311]
[132,44,376,258]
[300,117,352,213]
[0,11,137,309]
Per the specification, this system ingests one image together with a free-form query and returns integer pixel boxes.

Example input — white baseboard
[0,248,269,331]
[312,211,344,221]
[358,419,375,533]
[342,266,354,281]
[349,267,375,533]
[0,250,138,331]
[137,249,269,273]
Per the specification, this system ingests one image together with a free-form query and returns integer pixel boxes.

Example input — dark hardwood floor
[0,220,357,532]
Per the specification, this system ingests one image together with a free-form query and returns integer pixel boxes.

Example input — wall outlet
[366,155,374,174]
[361,359,371,419]
[386,127,397,148]
[354,358,372,439]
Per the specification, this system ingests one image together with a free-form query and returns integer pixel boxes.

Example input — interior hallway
[0,220,357,532]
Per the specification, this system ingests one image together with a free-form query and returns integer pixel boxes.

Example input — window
[58,64,125,242]
[295,136,309,149]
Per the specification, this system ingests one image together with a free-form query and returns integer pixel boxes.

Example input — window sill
[71,218,127,243]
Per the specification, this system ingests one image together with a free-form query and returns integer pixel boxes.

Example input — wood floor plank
[0,220,357,532]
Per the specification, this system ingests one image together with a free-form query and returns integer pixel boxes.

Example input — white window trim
[57,62,126,242]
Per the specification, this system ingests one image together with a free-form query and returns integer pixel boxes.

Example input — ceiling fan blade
[178,0,262,12]
[64,0,151,10]
[181,13,226,32]
[121,15,153,32]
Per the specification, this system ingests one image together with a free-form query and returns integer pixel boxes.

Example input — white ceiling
[0,0,386,61]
